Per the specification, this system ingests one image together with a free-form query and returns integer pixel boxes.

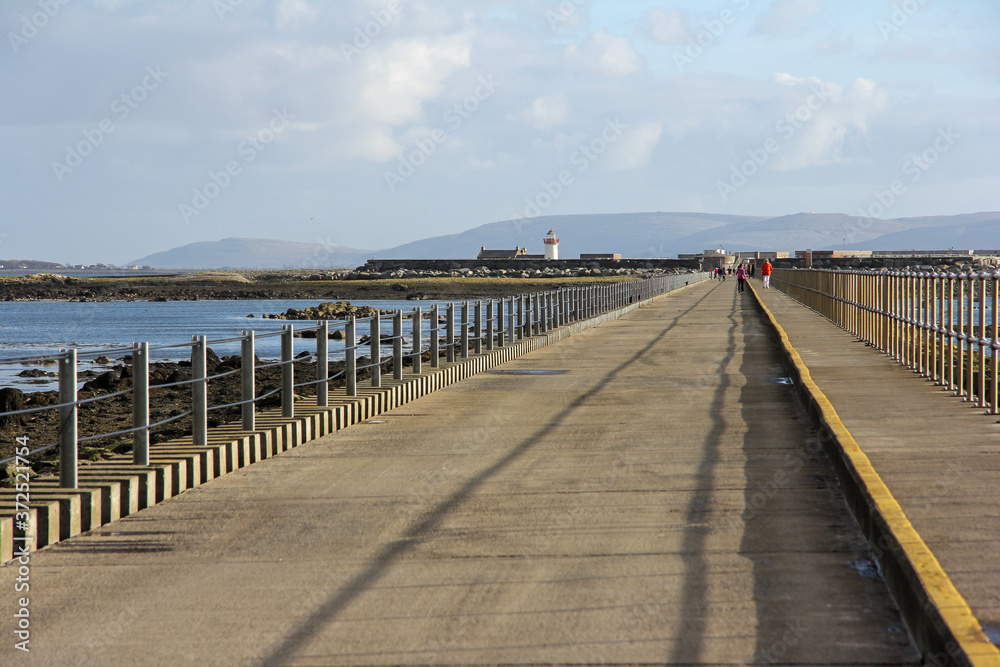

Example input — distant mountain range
[125,212,1000,269]
[128,238,376,270]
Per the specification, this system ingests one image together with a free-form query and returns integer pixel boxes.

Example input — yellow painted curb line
[749,282,1000,667]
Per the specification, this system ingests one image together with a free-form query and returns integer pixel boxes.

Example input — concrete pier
[0,281,933,665]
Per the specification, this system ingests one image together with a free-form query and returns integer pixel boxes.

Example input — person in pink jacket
[735,263,748,294]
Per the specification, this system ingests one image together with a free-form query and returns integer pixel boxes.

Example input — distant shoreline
[0,272,637,302]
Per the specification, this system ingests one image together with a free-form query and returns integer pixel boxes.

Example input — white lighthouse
[543,229,559,260]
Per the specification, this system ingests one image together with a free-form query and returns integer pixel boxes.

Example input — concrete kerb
[0,278,705,565]
[747,281,1000,667]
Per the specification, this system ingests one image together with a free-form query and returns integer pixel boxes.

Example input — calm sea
[0,299,449,391]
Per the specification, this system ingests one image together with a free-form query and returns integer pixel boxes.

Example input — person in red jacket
[761,259,773,289]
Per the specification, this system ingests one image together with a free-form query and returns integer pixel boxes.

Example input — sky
[2,0,998,265]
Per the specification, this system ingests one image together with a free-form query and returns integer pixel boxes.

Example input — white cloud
[357,34,473,127]
[771,75,888,170]
[644,8,689,44]
[754,0,824,37]
[276,0,319,30]
[565,30,643,77]
[522,95,570,129]
[607,122,663,171]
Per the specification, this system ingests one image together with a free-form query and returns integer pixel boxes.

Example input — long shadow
[738,290,921,664]
[260,283,721,666]
[667,286,740,664]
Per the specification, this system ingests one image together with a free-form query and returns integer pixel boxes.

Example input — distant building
[678,248,735,270]
[543,229,559,260]
[580,253,622,260]
[744,251,789,261]
[795,250,872,259]
[872,249,974,257]
[477,245,532,260]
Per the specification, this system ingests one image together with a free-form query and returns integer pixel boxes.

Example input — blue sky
[2,0,998,264]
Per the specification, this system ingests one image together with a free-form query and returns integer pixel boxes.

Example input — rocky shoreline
[0,270,680,303]
[1,346,423,480]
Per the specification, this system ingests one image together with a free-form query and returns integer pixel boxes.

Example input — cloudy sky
[3,0,998,265]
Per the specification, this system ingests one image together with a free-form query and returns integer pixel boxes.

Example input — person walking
[735,263,748,294]
[760,259,773,289]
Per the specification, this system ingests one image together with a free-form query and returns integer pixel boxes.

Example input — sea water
[0,298,452,391]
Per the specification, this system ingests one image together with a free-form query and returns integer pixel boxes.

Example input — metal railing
[1,273,707,486]
[772,268,999,413]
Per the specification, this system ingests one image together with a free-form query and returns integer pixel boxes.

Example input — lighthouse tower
[543,229,559,260]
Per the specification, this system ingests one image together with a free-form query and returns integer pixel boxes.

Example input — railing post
[132,341,149,466]
[486,301,495,351]
[241,330,256,430]
[317,320,329,407]
[979,273,988,408]
[967,273,975,400]
[507,297,516,345]
[946,274,955,391]
[393,310,403,381]
[518,295,527,340]
[446,304,456,362]
[917,273,925,375]
[370,313,381,388]
[58,349,78,489]
[431,305,441,365]
[992,273,999,415]
[346,317,357,396]
[281,326,294,418]
[412,308,422,375]
[474,301,483,355]
[460,302,469,359]
[934,274,943,384]
[958,277,966,397]
[906,273,915,368]
[497,299,505,347]
[192,335,208,446]
[281,324,295,419]
[530,293,538,335]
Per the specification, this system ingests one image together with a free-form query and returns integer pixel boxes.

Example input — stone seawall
[360,258,701,274]
[772,256,1000,271]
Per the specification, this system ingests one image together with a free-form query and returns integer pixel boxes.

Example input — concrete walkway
[0,280,919,666]
[755,280,1000,649]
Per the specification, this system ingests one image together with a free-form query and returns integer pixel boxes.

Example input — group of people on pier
[713,259,773,293]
